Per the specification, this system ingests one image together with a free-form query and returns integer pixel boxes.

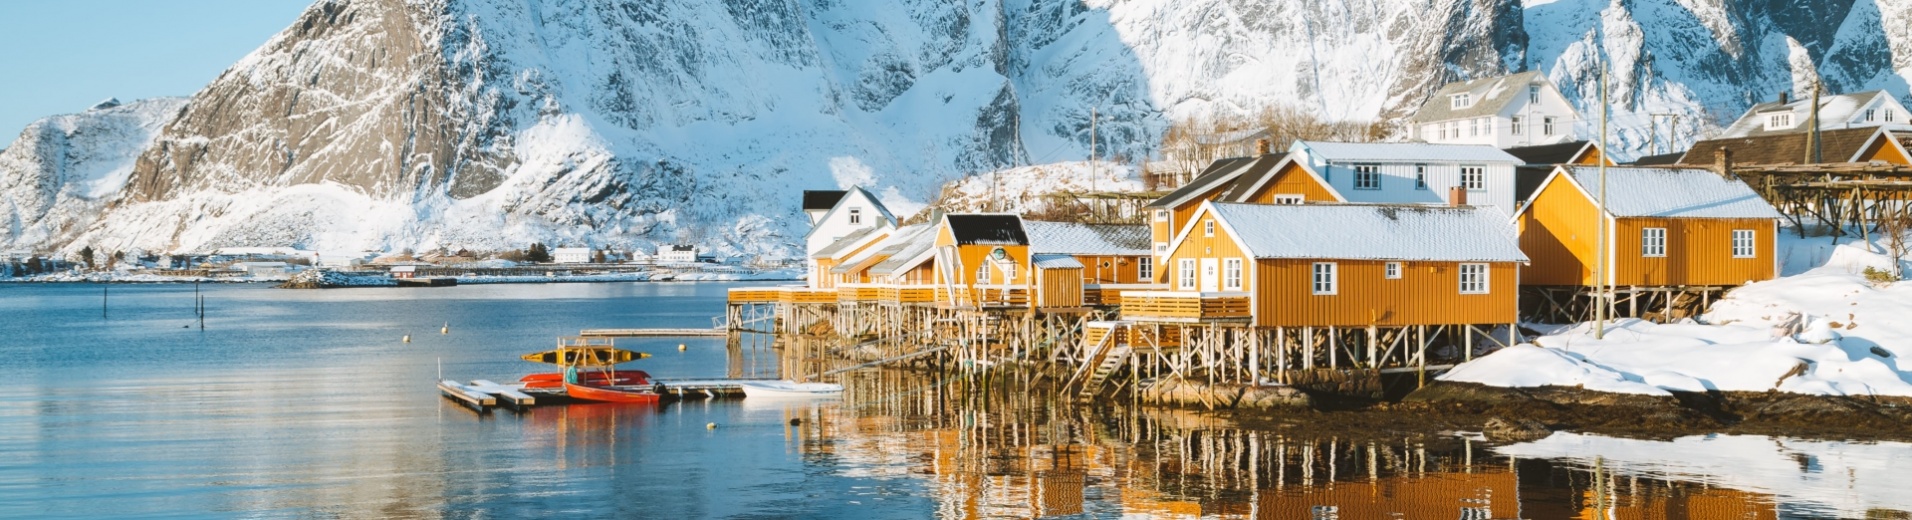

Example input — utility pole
[1807,82,1823,163]
[1595,68,1610,340]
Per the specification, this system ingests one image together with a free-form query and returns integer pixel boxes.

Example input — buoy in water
[706,422,718,430]
[441,323,449,334]
[403,335,411,343]
[678,343,687,351]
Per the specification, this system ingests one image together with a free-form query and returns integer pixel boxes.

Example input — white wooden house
[1410,71,1579,148]
[1717,90,1911,139]
[1287,141,1526,216]
[657,245,699,264]
[553,247,592,264]
[804,186,896,276]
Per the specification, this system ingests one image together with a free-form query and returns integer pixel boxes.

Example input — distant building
[390,265,417,279]
[553,247,592,264]
[658,245,698,263]
[230,261,289,277]
[1411,71,1578,148]
[1716,90,1910,139]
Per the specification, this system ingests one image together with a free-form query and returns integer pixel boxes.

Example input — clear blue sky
[0,0,313,149]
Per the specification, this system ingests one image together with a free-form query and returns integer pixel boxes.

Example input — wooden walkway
[578,328,726,337]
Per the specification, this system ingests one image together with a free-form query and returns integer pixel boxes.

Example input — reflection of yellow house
[1572,485,1777,520]
[1256,471,1519,519]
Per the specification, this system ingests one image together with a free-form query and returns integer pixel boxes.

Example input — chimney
[1713,147,1735,179]
[1448,186,1468,207]
[1254,138,1271,156]
[1778,91,1790,104]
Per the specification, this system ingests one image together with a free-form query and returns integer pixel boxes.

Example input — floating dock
[397,277,458,287]
[578,328,726,338]
[438,378,755,412]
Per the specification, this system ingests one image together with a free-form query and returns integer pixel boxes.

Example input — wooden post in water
[102,284,108,318]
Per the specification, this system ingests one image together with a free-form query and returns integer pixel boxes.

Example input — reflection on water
[0,283,1906,518]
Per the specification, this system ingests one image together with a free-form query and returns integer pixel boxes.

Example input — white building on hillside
[1288,141,1527,215]
[553,247,591,264]
[1716,90,1911,139]
[804,186,896,274]
[658,245,698,263]
[1411,71,1578,148]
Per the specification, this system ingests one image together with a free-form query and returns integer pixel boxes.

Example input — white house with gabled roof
[1717,90,1911,139]
[805,186,895,285]
[1411,71,1579,148]
[1287,140,1526,215]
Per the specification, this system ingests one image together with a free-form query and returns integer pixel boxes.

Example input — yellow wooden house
[934,214,1032,308]
[1515,166,1784,288]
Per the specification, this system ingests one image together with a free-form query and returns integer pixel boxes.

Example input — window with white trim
[1511,116,1523,136]
[1765,112,1793,130]
[1154,209,1168,222]
[976,264,991,285]
[1460,166,1485,190]
[1001,263,1015,283]
[848,207,862,224]
[1203,220,1215,237]
[1642,227,1667,257]
[1451,93,1471,109]
[1223,258,1243,290]
[1178,259,1197,290]
[1866,108,1878,122]
[1353,164,1381,190]
[1138,256,1152,279]
[1889,110,1897,123]
[1273,194,1304,205]
[1543,117,1555,136]
[1385,262,1401,279]
[1458,263,1488,294]
[1414,164,1428,190]
[1312,262,1337,295]
[1154,242,1168,255]
[1732,229,1756,258]
[1529,85,1540,103]
[1468,118,1479,137]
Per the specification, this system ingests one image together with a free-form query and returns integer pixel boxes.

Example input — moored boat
[519,370,653,389]
[562,381,663,403]
[738,380,844,398]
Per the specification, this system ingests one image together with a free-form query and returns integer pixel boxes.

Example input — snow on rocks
[1443,234,1912,398]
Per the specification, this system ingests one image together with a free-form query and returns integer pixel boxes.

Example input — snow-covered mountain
[2,0,1908,256]
[1,97,187,251]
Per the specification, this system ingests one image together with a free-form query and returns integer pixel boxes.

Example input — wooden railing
[727,288,782,303]
[1119,291,1251,321]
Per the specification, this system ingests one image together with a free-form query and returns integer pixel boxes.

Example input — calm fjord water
[0,282,1906,519]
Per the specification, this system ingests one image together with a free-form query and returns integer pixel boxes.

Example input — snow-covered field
[1443,232,1912,397]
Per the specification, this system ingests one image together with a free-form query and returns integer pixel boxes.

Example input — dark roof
[1146,155,1258,209]
[803,190,847,211]
[1513,165,1553,204]
[1503,141,1590,165]
[1216,153,1291,202]
[944,214,1028,246]
[670,245,695,251]
[1628,152,1685,166]
[1680,127,1883,166]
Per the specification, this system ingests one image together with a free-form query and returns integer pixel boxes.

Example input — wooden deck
[578,328,725,337]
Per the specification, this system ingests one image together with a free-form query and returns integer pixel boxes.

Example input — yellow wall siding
[1858,137,1911,165]
[1518,178,1601,285]
[1253,259,1519,328]
[1573,146,1610,166]
[1612,218,1776,286]
[1162,213,1249,291]
[943,244,1032,305]
[1075,254,1150,284]
[1036,267,1085,308]
[815,259,839,289]
[1243,163,1338,204]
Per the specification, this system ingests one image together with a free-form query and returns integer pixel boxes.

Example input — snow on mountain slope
[4,0,1911,256]
[0,97,187,250]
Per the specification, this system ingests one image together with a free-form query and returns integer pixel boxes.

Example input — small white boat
[738,380,844,398]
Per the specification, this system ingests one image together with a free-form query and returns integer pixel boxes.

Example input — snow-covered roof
[1033,254,1085,269]
[1550,166,1784,219]
[1205,203,1527,262]
[1411,71,1551,123]
[1718,90,1901,139]
[833,224,927,273]
[1295,141,1522,163]
[811,227,882,259]
[1023,221,1150,256]
[870,225,938,275]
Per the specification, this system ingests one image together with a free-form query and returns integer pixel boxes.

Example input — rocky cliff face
[0,97,187,250]
[2,0,1907,255]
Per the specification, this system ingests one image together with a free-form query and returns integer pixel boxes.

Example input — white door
[1200,259,1219,292]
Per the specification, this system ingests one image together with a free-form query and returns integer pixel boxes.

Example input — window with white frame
[1642,227,1667,257]
[1385,262,1401,279]
[1155,242,1168,255]
[1154,209,1168,222]
[1223,258,1243,290]
[848,207,862,224]
[1312,262,1337,295]
[1543,117,1555,135]
[1001,262,1016,283]
[1460,166,1485,190]
[1765,112,1793,130]
[1273,194,1305,205]
[1866,108,1878,122]
[1203,219,1215,237]
[1138,256,1152,279]
[1889,110,1897,123]
[1529,85,1540,103]
[1732,229,1756,258]
[975,264,991,285]
[1451,93,1471,109]
[1511,116,1523,136]
[1414,164,1428,190]
[1468,118,1479,137]
[1178,259,1196,290]
[1446,121,1458,140]
[1458,263,1488,294]
[1353,164,1381,190]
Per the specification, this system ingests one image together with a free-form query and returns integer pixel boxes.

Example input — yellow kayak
[520,347,648,366]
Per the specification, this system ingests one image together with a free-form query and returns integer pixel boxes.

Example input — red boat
[562,380,664,403]
[519,370,654,389]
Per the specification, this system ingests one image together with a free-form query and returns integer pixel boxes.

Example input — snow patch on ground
[1443,232,1912,397]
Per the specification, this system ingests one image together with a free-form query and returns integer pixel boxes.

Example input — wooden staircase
[1062,329,1131,400]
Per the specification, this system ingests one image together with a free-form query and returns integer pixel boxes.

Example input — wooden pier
[397,277,457,287]
[578,328,726,337]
